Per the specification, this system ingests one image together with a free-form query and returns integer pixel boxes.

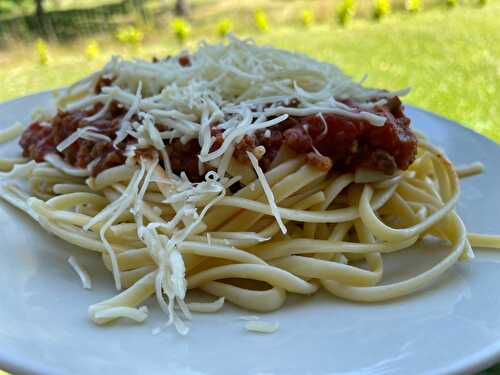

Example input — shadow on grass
[0,0,166,44]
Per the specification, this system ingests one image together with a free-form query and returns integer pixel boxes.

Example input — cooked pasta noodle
[1,36,499,335]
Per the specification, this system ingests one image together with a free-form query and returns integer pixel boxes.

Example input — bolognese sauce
[19,95,416,180]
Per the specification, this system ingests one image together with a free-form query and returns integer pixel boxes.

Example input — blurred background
[0,0,498,142]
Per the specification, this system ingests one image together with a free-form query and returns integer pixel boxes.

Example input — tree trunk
[35,0,44,20]
[175,0,190,17]
[34,0,47,35]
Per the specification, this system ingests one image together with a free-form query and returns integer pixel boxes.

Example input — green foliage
[171,18,190,43]
[254,9,269,32]
[479,0,488,5]
[336,0,356,27]
[0,0,30,14]
[301,9,314,27]
[405,0,422,13]
[373,0,391,20]
[447,0,459,7]
[0,2,16,14]
[35,38,48,65]
[85,40,100,60]
[217,19,233,37]
[115,26,144,46]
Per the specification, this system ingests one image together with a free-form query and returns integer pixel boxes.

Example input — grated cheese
[114,82,143,146]
[238,315,260,321]
[245,320,280,334]
[56,35,407,167]
[68,255,92,289]
[247,151,287,234]
[56,126,109,152]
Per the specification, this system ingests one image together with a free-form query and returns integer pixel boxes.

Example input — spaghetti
[1,36,499,335]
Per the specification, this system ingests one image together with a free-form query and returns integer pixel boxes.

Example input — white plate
[1,92,500,375]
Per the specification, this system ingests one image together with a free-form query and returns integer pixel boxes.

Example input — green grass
[0,2,498,143]
[255,6,500,142]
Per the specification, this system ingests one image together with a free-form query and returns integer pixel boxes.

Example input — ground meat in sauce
[233,135,256,163]
[94,76,115,94]
[238,97,416,175]
[19,95,417,180]
[166,139,202,180]
[297,97,413,174]
[178,55,191,67]
[20,101,133,177]
[255,129,283,171]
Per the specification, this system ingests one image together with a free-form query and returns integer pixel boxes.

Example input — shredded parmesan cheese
[56,126,109,152]
[68,256,92,289]
[247,151,287,234]
[238,315,260,321]
[245,320,280,333]
[55,36,408,167]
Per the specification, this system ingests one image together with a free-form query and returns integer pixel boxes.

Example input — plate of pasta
[1,36,500,375]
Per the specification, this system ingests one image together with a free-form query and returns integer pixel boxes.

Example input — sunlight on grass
[216,18,233,37]
[171,18,191,43]
[254,9,270,32]
[253,7,500,142]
